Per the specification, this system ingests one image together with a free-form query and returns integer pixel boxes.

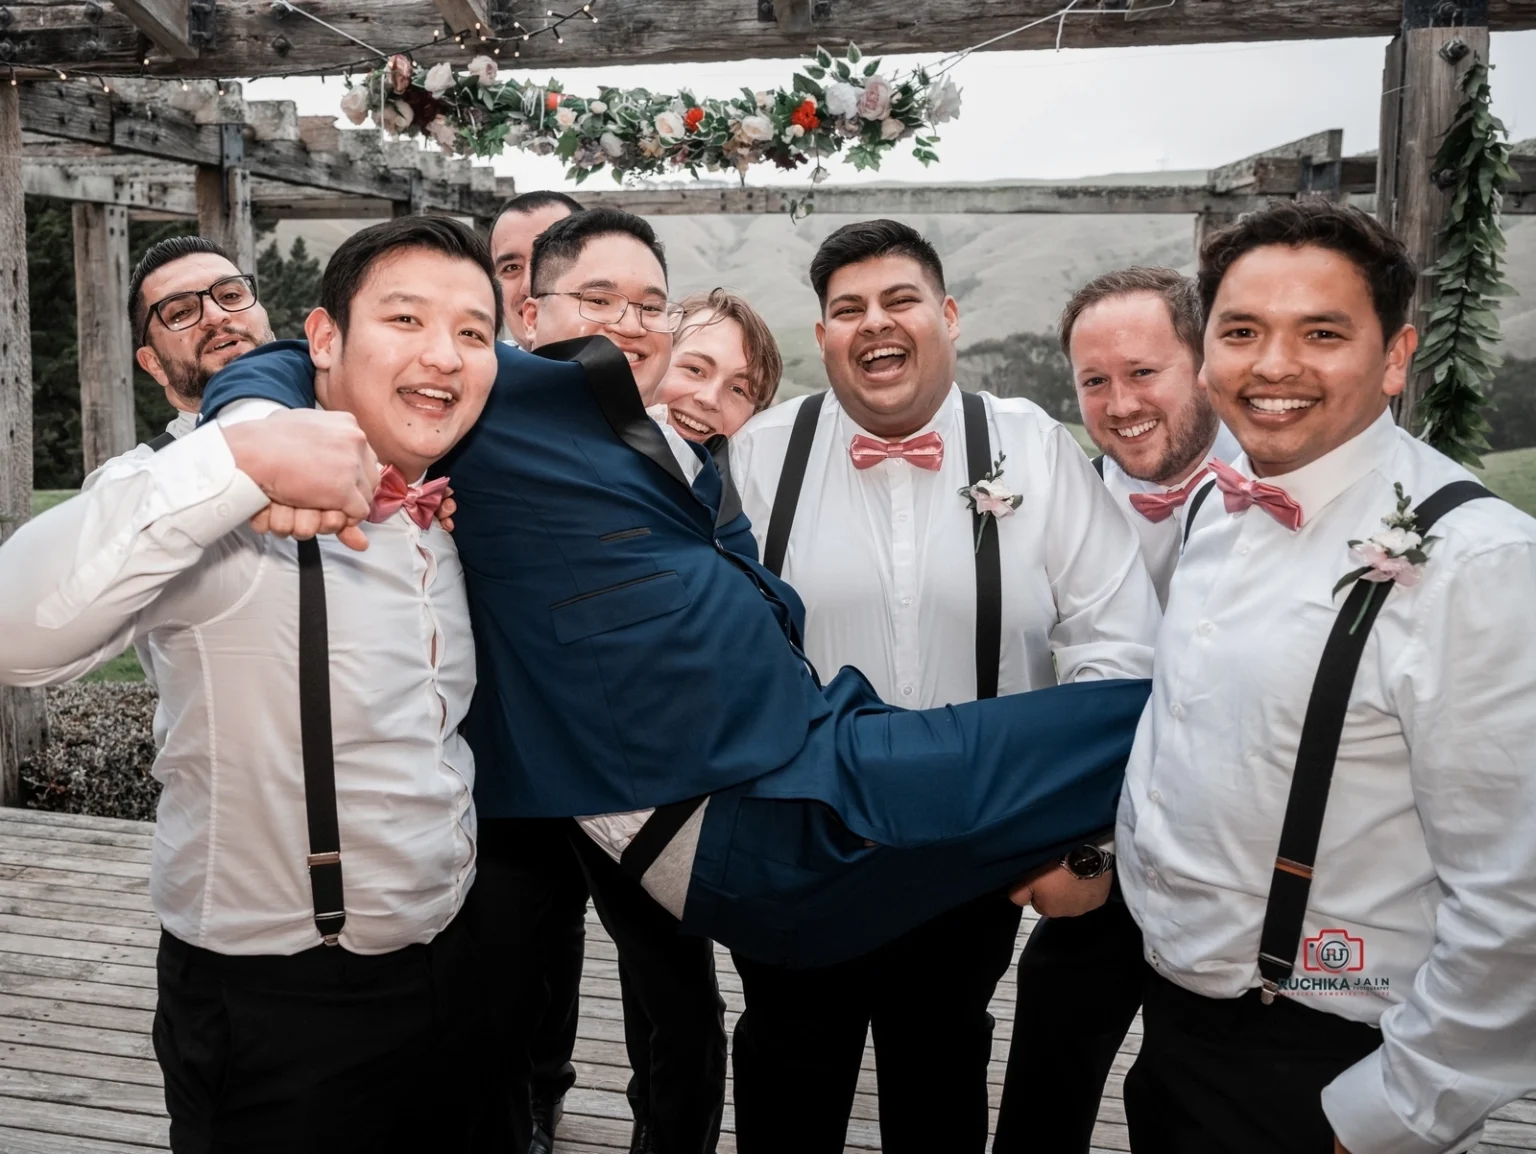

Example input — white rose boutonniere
[1332,482,1440,632]
[959,453,1023,552]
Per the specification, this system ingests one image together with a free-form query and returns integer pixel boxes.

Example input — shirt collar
[1231,409,1399,525]
[168,410,200,439]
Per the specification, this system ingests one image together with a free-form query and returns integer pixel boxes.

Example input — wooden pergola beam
[73,203,138,475]
[110,0,201,61]
[4,1,1535,77]
[432,0,494,36]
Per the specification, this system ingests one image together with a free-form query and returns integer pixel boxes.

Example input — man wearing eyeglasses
[129,236,274,433]
[512,207,727,1154]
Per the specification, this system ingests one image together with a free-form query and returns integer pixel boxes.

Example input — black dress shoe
[529,1092,564,1154]
[628,1117,655,1154]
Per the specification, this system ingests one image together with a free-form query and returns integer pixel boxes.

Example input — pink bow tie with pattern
[1127,467,1212,524]
[848,431,945,472]
[1208,457,1304,531]
[367,465,451,530]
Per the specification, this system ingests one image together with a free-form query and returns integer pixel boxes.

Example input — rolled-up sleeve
[0,423,267,686]
[1323,540,1536,1154]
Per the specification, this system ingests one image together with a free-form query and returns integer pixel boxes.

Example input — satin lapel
[535,335,692,490]
[707,434,743,529]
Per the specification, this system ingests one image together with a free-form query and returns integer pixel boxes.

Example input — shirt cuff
[1321,1048,1477,1154]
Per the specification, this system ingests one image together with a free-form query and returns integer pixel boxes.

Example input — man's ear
[815,319,827,362]
[305,307,339,369]
[135,345,169,388]
[521,296,540,346]
[1382,324,1418,399]
[943,295,961,343]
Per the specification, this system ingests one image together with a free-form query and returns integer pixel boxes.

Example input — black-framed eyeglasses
[140,275,260,346]
[538,290,685,334]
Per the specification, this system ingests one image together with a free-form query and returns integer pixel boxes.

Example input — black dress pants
[1125,969,1383,1154]
[152,915,487,1154]
[462,817,589,1152]
[732,890,1022,1154]
[570,829,727,1154]
[994,893,1147,1153]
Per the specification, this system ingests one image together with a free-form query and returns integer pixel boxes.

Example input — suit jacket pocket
[550,570,690,643]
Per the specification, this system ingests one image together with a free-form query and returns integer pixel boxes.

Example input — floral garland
[340,45,961,184]
[1413,59,1514,469]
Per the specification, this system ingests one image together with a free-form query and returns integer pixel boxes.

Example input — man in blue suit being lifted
[200,209,1157,971]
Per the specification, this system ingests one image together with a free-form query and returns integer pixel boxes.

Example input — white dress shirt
[1100,423,1242,607]
[1116,410,1536,1154]
[0,419,478,956]
[731,385,1159,707]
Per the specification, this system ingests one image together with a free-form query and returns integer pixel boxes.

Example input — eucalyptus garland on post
[340,45,962,184]
[1413,59,1517,468]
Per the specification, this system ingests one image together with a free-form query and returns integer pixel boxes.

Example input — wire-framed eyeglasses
[538,290,686,334]
[140,275,260,346]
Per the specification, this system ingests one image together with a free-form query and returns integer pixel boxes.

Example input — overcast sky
[243,31,1536,191]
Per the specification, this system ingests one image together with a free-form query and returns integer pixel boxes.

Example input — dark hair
[1059,267,1204,364]
[491,190,583,236]
[319,216,501,335]
[529,207,668,297]
[677,288,783,411]
[129,235,232,347]
[1198,200,1418,344]
[809,219,946,309]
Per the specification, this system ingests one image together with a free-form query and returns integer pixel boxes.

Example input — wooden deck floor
[1,806,1533,1153]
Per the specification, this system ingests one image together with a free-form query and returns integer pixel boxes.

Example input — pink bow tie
[1208,457,1304,531]
[849,431,945,472]
[367,465,451,530]
[1127,467,1212,523]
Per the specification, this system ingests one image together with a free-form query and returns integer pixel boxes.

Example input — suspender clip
[307,851,341,868]
[1259,980,1278,1006]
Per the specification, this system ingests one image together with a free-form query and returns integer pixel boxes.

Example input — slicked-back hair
[1199,200,1418,345]
[1058,267,1204,365]
[529,208,668,297]
[677,288,784,412]
[129,235,233,348]
[490,190,583,236]
[809,219,946,310]
[319,216,501,336]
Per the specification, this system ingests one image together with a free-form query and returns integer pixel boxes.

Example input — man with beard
[995,267,1239,1154]
[128,235,275,448]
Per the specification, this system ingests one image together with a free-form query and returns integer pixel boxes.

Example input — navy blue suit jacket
[203,337,1151,964]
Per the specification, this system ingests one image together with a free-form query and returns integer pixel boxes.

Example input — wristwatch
[1060,844,1114,880]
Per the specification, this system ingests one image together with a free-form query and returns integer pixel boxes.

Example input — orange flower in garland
[545,91,561,111]
[684,106,705,132]
[790,99,821,131]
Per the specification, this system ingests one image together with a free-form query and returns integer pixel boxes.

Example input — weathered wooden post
[74,203,138,474]
[197,123,256,272]
[1377,0,1489,431]
[0,86,49,806]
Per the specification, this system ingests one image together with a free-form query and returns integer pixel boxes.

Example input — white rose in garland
[341,42,959,185]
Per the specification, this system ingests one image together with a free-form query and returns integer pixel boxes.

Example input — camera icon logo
[1303,928,1365,973]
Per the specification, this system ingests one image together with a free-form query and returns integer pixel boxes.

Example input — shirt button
[1149,949,1160,966]
[214,502,231,519]
[1198,621,1214,636]
[1149,789,1162,804]
[897,513,910,522]
[1145,865,1157,881]
[1238,544,1251,556]
[1170,703,1184,720]
[901,685,914,697]
[900,597,912,607]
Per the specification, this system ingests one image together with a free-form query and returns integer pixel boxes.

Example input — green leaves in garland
[1415,59,1518,468]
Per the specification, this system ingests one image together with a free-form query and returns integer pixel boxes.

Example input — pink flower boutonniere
[959,453,1022,553]
[1332,483,1439,630]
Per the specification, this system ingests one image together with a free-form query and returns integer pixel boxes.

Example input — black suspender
[1255,479,1495,1002]
[761,390,1003,701]
[148,432,346,944]
[297,538,347,946]
[961,392,1003,701]
[1182,475,1218,549]
[762,391,826,578]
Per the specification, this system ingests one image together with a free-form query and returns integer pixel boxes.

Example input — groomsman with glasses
[1117,201,1536,1154]
[727,219,1161,1154]
[995,266,1239,1153]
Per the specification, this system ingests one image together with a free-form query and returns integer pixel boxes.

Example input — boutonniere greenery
[959,453,1022,553]
[1332,483,1439,630]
